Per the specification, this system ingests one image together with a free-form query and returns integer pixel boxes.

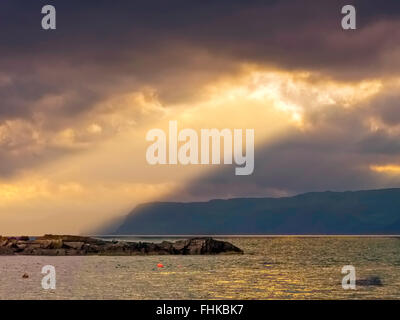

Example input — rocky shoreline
[0,235,243,256]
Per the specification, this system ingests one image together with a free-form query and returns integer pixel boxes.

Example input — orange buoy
[157,263,164,268]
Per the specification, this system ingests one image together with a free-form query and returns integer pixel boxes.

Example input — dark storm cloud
[0,0,400,179]
[1,0,400,117]
[358,130,400,155]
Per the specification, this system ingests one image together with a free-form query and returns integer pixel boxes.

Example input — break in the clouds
[0,0,400,233]
[183,89,400,200]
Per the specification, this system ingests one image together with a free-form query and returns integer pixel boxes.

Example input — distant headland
[114,188,400,235]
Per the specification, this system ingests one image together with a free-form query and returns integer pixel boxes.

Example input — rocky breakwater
[0,235,243,256]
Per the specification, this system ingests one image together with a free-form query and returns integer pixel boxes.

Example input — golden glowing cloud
[370,165,400,174]
[0,66,398,235]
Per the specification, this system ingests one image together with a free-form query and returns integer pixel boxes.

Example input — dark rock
[37,234,103,244]
[0,240,8,247]
[63,242,85,250]
[65,249,81,256]
[0,235,243,256]
[0,246,15,255]
[172,237,243,255]
[35,240,63,249]
[357,276,383,286]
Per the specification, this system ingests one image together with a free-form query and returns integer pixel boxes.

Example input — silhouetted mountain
[115,188,400,235]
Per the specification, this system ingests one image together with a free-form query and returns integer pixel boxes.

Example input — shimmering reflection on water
[1,237,400,299]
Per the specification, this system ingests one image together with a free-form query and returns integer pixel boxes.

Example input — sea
[1,236,399,299]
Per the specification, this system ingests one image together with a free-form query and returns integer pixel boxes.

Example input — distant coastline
[113,188,400,235]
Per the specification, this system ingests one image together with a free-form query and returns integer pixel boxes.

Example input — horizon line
[90,234,400,238]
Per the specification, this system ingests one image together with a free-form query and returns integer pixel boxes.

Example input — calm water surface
[1,237,399,299]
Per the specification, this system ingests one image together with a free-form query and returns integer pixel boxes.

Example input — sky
[1,0,400,235]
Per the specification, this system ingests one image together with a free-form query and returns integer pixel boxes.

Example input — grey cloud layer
[1,0,399,119]
[0,0,400,185]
